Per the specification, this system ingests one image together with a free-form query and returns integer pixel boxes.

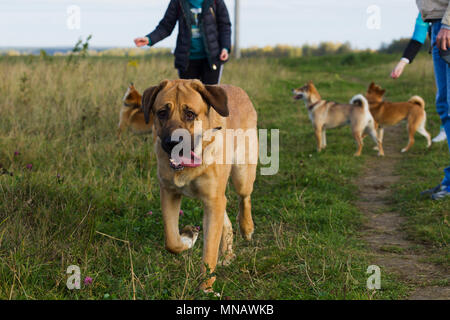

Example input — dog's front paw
[238,223,254,241]
[203,288,221,298]
[219,252,236,267]
[180,225,200,249]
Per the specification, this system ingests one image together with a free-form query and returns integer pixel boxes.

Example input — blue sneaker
[421,183,445,196]
[431,186,450,200]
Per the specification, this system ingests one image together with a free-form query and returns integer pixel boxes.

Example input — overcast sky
[0,0,418,49]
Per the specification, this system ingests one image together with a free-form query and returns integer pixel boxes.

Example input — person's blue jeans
[431,22,450,186]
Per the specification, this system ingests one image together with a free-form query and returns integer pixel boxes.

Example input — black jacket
[146,0,232,71]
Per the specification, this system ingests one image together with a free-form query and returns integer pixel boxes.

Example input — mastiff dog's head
[142,79,229,171]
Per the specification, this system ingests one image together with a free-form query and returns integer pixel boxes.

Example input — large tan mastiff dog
[142,79,258,294]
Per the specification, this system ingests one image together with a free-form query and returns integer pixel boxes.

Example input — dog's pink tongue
[180,151,201,168]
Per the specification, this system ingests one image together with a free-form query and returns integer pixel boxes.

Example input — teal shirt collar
[188,0,204,9]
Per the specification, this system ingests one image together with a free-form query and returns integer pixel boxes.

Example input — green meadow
[0,52,447,299]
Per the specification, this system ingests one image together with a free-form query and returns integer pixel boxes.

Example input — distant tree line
[1,38,431,58]
[239,42,354,58]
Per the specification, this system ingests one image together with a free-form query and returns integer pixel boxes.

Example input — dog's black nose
[161,136,182,154]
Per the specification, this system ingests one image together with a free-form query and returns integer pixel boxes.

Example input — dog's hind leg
[219,211,235,266]
[367,120,384,156]
[402,118,418,152]
[353,129,364,156]
[417,115,432,148]
[161,188,199,254]
[232,164,257,241]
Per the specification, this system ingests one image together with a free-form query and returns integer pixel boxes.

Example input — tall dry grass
[1,53,430,299]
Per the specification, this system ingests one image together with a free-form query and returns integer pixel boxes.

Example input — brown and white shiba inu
[365,82,431,153]
[293,81,383,156]
[118,83,153,137]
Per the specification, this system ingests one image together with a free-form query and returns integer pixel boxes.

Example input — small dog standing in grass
[293,81,382,156]
[118,83,153,137]
[365,82,431,153]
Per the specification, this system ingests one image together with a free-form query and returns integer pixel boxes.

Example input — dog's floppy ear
[142,80,169,124]
[192,81,229,117]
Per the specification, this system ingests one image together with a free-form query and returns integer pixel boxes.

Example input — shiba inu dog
[118,83,153,137]
[142,79,258,295]
[365,82,431,153]
[293,81,382,156]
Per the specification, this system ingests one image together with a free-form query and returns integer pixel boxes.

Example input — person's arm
[403,13,428,62]
[134,0,179,47]
[401,41,422,63]
[215,0,232,60]
[147,0,179,45]
[391,13,427,79]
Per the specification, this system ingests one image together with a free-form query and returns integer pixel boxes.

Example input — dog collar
[308,101,321,111]
[368,100,383,108]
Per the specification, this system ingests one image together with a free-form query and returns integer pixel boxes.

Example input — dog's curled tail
[409,95,425,109]
[350,94,369,112]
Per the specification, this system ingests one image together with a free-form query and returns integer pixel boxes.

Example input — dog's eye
[185,110,196,121]
[157,109,168,120]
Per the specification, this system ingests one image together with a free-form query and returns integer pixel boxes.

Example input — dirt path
[357,124,450,300]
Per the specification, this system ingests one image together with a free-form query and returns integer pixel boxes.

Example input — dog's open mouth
[169,150,202,171]
[293,93,303,100]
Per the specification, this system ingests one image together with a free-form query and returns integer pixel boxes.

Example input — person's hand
[134,37,149,47]
[390,59,408,79]
[436,28,450,51]
[220,49,229,61]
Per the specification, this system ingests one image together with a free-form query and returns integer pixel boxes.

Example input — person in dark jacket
[134,0,232,85]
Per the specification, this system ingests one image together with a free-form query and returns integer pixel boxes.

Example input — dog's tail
[350,94,369,112]
[408,95,425,109]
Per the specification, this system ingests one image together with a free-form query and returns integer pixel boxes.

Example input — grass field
[0,52,448,299]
